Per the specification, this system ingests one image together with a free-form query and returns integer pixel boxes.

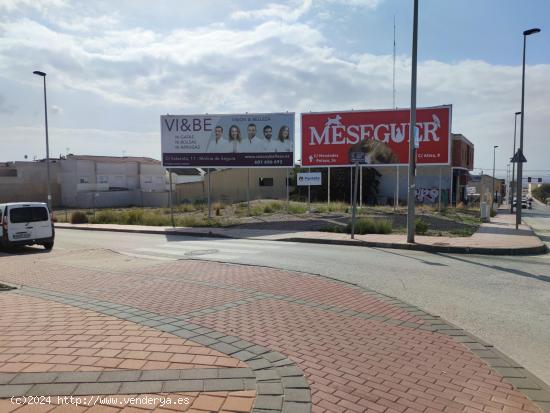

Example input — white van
[0,202,55,250]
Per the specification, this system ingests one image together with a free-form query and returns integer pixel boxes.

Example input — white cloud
[0,0,67,12]
[51,105,63,115]
[0,0,548,172]
[231,0,313,22]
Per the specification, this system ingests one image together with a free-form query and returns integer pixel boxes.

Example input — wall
[377,165,452,205]
[452,139,474,170]
[176,168,288,204]
[0,161,62,206]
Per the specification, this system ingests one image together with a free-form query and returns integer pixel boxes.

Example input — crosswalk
[125,237,288,262]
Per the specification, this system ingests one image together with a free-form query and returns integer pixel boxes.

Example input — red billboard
[301,105,451,167]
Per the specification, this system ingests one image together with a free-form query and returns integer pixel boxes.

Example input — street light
[510,111,521,213]
[406,0,419,243]
[492,145,498,206]
[516,27,541,229]
[33,70,52,211]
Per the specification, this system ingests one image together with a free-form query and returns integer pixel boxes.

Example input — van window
[9,207,49,223]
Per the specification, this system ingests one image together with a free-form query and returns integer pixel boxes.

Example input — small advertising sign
[297,172,322,186]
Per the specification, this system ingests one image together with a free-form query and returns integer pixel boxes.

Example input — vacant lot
[54,199,481,237]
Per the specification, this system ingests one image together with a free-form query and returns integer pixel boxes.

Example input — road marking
[119,252,178,261]
[163,239,283,250]
[134,247,240,261]
[157,241,281,253]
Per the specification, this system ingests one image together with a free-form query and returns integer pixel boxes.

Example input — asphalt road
[4,204,550,385]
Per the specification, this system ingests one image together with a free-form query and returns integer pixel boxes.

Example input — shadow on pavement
[373,248,448,267]
[435,253,550,283]
[0,246,51,257]
[475,226,534,237]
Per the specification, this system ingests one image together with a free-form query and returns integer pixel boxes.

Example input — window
[10,207,49,223]
[144,176,153,184]
[98,175,109,184]
[79,177,89,184]
[259,177,274,187]
[0,169,17,177]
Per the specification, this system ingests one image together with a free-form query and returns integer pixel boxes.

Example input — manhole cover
[184,249,219,256]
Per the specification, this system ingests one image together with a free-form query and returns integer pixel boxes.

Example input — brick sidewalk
[1,249,549,412]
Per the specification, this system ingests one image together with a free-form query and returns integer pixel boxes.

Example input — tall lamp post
[516,28,540,229]
[406,0,419,243]
[33,70,52,211]
[492,145,498,206]
[510,111,521,213]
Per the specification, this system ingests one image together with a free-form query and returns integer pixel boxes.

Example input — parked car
[0,202,55,250]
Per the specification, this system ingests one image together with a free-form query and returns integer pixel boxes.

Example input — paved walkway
[1,248,549,412]
[55,210,547,255]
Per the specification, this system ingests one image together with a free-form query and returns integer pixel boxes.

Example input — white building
[59,155,171,208]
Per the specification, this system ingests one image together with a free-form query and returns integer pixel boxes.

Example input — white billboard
[161,113,294,168]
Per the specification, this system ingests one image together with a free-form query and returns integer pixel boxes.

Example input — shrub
[415,219,428,235]
[70,211,88,224]
[346,218,392,234]
[319,224,345,233]
[92,210,118,224]
[288,202,308,214]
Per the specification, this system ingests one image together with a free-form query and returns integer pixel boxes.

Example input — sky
[0,0,549,178]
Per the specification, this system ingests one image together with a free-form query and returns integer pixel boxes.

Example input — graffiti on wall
[415,188,439,204]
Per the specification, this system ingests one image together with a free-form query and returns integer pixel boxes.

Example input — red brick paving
[0,249,545,412]
[0,390,256,412]
[0,294,245,373]
[189,299,542,412]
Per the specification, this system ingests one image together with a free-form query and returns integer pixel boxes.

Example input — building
[0,160,61,206]
[467,175,504,205]
[376,133,474,205]
[175,168,288,204]
[58,155,172,208]
[0,155,175,208]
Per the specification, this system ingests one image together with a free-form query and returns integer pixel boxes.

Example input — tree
[532,184,550,203]
[290,167,381,204]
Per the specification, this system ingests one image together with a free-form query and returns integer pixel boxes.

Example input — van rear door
[8,205,52,241]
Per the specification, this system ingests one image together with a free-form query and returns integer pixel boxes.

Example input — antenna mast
[393,14,396,109]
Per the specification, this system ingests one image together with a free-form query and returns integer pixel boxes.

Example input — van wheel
[43,242,54,250]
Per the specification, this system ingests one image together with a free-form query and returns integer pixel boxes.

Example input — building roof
[66,154,160,165]
[452,133,474,147]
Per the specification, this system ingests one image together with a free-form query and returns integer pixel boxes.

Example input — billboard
[297,172,322,186]
[161,113,294,168]
[301,105,451,167]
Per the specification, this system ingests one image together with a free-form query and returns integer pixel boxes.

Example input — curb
[56,224,231,239]
[56,224,549,256]
[279,236,549,256]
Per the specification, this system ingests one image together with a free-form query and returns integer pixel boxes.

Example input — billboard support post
[247,168,250,216]
[395,166,399,210]
[438,167,442,212]
[407,0,419,244]
[169,169,175,228]
[359,165,363,208]
[327,167,331,205]
[286,168,289,210]
[308,168,311,212]
[349,167,353,205]
[207,169,212,219]
[351,163,359,239]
